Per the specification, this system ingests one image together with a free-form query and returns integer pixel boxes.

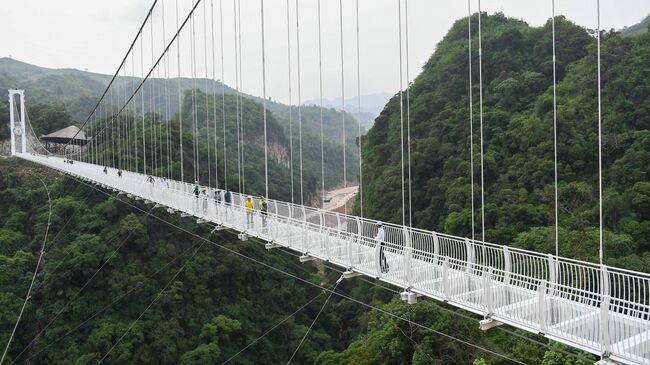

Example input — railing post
[349,217,359,269]
[335,213,343,262]
[442,258,450,300]
[404,227,412,288]
[538,280,548,333]
[547,254,557,295]
[301,206,307,253]
[433,232,440,264]
[600,265,611,356]
[484,268,494,314]
[503,246,511,285]
[465,238,475,274]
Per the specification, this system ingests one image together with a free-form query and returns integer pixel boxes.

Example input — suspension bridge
[3,0,650,364]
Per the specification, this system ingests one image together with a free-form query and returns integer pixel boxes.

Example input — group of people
[244,195,268,228]
[63,159,74,164]
[98,168,390,274]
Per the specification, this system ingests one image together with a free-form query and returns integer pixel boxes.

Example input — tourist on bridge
[376,221,389,273]
[244,196,254,228]
[201,187,209,214]
[103,166,108,174]
[117,169,122,178]
[224,190,232,214]
[259,195,268,227]
[147,175,155,184]
[193,181,200,198]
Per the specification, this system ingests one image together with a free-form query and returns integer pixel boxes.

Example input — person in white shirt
[375,221,389,273]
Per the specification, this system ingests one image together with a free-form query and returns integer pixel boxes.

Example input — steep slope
[358,13,650,269]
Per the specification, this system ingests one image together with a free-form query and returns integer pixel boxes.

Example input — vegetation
[0,57,361,192]
[358,13,650,271]
[0,159,347,364]
[3,11,650,365]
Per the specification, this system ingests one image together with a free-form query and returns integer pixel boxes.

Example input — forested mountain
[357,13,650,271]
[0,57,360,193]
[3,12,650,365]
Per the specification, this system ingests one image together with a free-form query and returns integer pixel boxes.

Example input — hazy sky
[2,0,649,104]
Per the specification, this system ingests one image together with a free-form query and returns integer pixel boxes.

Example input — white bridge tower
[8,89,26,156]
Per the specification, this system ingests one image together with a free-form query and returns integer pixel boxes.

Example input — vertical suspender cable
[405,0,412,227]
[339,0,348,214]
[163,0,172,179]
[111,87,116,167]
[151,16,157,174]
[398,0,406,226]
[318,0,325,208]
[238,0,245,193]
[596,0,603,267]
[478,1,486,242]
[176,0,184,182]
[355,0,363,218]
[233,0,242,192]
[191,2,199,182]
[468,0,475,241]
[211,0,219,188]
[295,0,304,205]
[141,36,148,175]
[261,0,269,198]
[551,0,559,257]
[204,0,212,187]
[287,0,295,204]
[133,51,138,173]
[220,0,227,190]
[116,70,122,169]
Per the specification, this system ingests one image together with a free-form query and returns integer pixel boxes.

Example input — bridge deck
[18,153,650,365]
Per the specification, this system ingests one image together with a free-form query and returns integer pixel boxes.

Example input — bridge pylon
[8,89,26,156]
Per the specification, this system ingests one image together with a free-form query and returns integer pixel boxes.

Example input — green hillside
[358,13,650,270]
[0,57,360,192]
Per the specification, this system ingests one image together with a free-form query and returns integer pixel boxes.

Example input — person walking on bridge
[244,196,254,228]
[376,221,389,274]
[193,181,200,198]
[259,195,268,228]
[224,190,232,215]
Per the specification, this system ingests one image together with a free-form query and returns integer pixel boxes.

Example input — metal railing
[18,153,650,365]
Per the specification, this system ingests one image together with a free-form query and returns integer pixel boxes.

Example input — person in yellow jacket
[244,196,254,227]
[259,196,268,227]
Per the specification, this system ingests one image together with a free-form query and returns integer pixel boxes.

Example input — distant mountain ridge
[304,92,392,129]
[0,57,360,191]
[620,15,650,37]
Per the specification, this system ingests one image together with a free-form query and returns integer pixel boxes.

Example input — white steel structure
[8,89,26,156]
[14,152,650,365]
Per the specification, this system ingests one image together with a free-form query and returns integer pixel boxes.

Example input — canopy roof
[41,126,89,145]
